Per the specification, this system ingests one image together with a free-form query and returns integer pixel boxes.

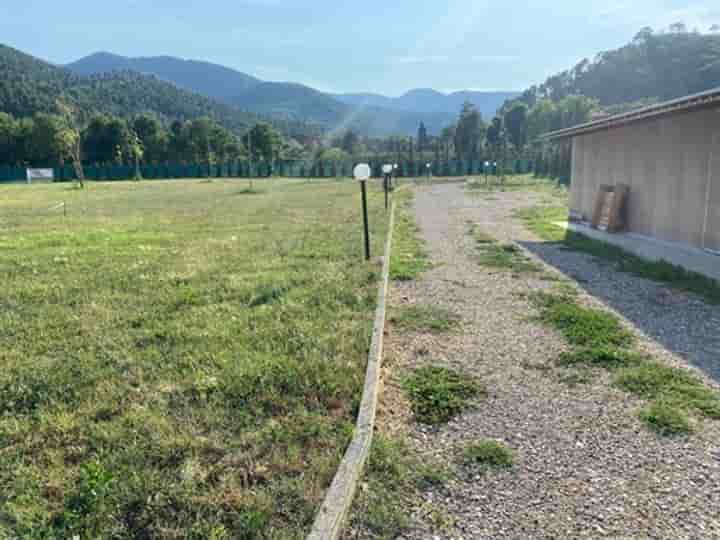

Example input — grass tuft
[615,363,720,419]
[463,441,514,469]
[530,293,634,349]
[557,346,644,369]
[390,193,431,281]
[470,225,540,274]
[638,401,693,436]
[403,366,484,424]
[390,305,459,333]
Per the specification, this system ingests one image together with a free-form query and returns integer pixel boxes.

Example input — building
[544,87,720,254]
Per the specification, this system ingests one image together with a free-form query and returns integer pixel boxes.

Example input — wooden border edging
[307,201,396,540]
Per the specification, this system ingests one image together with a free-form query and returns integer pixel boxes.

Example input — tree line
[0,105,307,172]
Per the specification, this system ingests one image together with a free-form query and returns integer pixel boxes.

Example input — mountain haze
[332,89,518,119]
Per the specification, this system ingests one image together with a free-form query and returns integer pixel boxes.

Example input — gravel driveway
[378,183,720,540]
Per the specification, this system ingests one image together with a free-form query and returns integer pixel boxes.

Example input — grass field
[0,178,389,538]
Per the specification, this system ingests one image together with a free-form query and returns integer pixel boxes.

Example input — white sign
[382,164,393,174]
[26,168,54,184]
[353,163,371,181]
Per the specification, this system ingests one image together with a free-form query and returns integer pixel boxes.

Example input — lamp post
[426,162,431,183]
[382,164,393,211]
[354,163,372,260]
[484,161,490,184]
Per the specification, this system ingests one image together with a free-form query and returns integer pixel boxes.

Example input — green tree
[503,103,528,154]
[132,114,168,163]
[248,123,281,162]
[453,102,484,160]
[0,113,17,165]
[440,126,456,161]
[340,130,360,155]
[417,122,428,152]
[56,101,85,186]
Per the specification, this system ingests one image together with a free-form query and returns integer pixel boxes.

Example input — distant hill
[0,44,282,136]
[227,82,456,136]
[67,52,516,135]
[67,52,261,100]
[333,89,519,119]
[227,82,348,125]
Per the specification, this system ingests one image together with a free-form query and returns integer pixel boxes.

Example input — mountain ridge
[66,52,516,135]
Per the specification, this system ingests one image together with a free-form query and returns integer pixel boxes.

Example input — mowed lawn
[0,179,388,539]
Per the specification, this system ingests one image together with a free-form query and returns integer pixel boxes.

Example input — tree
[248,123,281,162]
[417,122,428,152]
[133,114,168,163]
[503,103,528,154]
[0,113,16,165]
[127,130,144,179]
[317,147,349,161]
[83,115,129,164]
[29,113,65,164]
[485,117,504,154]
[440,126,456,161]
[340,130,360,155]
[56,101,85,186]
[453,102,484,160]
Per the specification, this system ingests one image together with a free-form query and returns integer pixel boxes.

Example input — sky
[2,0,719,95]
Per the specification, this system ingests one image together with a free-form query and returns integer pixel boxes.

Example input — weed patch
[390,192,431,281]
[530,289,720,436]
[390,305,459,333]
[639,401,693,436]
[615,363,720,419]
[403,366,484,424]
[470,225,540,274]
[463,441,514,469]
[529,293,634,349]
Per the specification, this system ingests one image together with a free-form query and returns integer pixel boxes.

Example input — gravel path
[378,183,720,540]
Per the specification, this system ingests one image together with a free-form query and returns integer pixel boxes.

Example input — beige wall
[570,108,720,251]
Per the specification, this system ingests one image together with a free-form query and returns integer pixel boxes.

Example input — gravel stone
[375,183,720,540]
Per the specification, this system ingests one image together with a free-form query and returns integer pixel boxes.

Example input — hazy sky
[2,0,719,95]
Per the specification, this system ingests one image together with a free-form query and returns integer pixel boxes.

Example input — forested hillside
[515,26,720,109]
[67,52,261,100]
[0,44,316,138]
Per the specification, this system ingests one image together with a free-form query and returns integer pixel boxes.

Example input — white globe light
[382,164,393,174]
[353,163,372,181]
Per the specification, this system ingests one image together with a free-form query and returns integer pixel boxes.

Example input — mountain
[333,89,519,119]
[227,82,456,136]
[0,44,291,137]
[67,52,260,100]
[67,52,516,136]
[227,82,348,125]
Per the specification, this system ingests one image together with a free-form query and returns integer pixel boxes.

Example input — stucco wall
[570,108,720,251]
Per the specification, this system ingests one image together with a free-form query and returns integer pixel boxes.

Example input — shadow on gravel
[519,240,720,385]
